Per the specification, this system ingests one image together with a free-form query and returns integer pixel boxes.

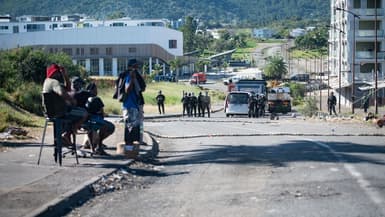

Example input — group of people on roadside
[42,64,115,155]
[42,59,145,156]
[248,92,266,118]
[181,91,211,118]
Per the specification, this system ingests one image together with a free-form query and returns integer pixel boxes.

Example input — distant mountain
[0,0,329,27]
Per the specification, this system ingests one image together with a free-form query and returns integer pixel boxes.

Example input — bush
[298,97,318,117]
[289,82,306,99]
[13,82,43,115]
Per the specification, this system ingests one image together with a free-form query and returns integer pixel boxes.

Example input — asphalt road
[65,113,385,217]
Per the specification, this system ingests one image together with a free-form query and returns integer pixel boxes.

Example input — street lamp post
[327,25,345,113]
[374,1,378,114]
[336,7,360,114]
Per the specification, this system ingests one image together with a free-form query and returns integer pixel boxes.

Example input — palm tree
[264,55,288,81]
[168,57,182,81]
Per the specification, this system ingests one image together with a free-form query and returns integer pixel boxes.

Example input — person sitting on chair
[42,64,88,147]
[84,83,115,155]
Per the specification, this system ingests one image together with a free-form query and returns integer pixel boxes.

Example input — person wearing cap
[122,59,142,147]
[42,64,88,146]
[156,90,165,114]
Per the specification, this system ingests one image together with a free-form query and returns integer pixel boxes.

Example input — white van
[224,91,250,117]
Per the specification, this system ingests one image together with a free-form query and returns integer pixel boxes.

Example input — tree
[168,57,182,80]
[264,55,288,80]
[180,16,197,53]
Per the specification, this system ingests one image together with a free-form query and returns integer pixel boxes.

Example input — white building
[0,16,184,76]
[329,0,385,109]
[290,28,306,38]
[253,28,276,39]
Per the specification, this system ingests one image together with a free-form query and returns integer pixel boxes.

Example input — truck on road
[267,87,292,114]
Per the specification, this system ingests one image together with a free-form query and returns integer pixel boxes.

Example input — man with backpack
[117,59,146,150]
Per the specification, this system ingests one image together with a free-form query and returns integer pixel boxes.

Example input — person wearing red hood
[42,64,88,146]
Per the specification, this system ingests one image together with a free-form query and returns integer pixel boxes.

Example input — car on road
[224,91,250,117]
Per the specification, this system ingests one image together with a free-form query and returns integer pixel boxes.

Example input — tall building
[0,16,184,76]
[329,0,385,109]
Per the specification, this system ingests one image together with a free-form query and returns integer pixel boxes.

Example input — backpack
[113,70,146,102]
[135,70,146,92]
[113,72,128,102]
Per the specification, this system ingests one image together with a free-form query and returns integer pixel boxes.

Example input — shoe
[95,148,109,156]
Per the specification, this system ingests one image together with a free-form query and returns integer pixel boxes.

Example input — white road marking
[306,138,385,212]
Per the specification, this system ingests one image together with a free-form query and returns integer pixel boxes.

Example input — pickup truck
[190,72,207,84]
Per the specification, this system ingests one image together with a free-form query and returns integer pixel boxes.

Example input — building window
[76,48,85,56]
[0,26,9,30]
[62,48,72,56]
[128,47,137,53]
[169,40,177,49]
[61,23,73,28]
[353,0,361,8]
[368,0,381,8]
[117,58,128,74]
[104,58,113,76]
[112,22,124,27]
[106,47,113,55]
[90,48,99,55]
[26,24,45,32]
[90,59,99,75]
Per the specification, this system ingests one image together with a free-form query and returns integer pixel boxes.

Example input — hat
[46,64,60,78]
[128,59,138,67]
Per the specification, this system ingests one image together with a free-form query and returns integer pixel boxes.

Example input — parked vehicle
[290,73,310,82]
[267,87,292,114]
[234,79,267,96]
[224,91,250,117]
[190,72,207,84]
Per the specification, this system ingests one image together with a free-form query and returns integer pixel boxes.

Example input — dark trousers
[183,103,189,116]
[191,104,197,117]
[124,125,139,145]
[329,104,337,115]
[158,103,164,114]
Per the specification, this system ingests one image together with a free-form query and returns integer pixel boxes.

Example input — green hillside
[0,0,329,27]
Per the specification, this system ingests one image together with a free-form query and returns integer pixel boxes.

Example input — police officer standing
[327,91,337,115]
[197,92,204,117]
[181,92,190,117]
[156,90,165,114]
[191,93,198,117]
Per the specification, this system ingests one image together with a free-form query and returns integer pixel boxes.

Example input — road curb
[146,131,385,139]
[26,132,155,217]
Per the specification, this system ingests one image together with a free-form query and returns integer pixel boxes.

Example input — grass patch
[0,101,44,132]
[290,49,324,59]
[98,81,225,115]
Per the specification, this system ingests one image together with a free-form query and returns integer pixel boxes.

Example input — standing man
[362,95,370,113]
[327,91,337,115]
[181,92,189,117]
[197,92,204,117]
[122,61,141,150]
[202,91,211,118]
[156,90,165,114]
[190,93,198,117]
[129,59,146,145]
